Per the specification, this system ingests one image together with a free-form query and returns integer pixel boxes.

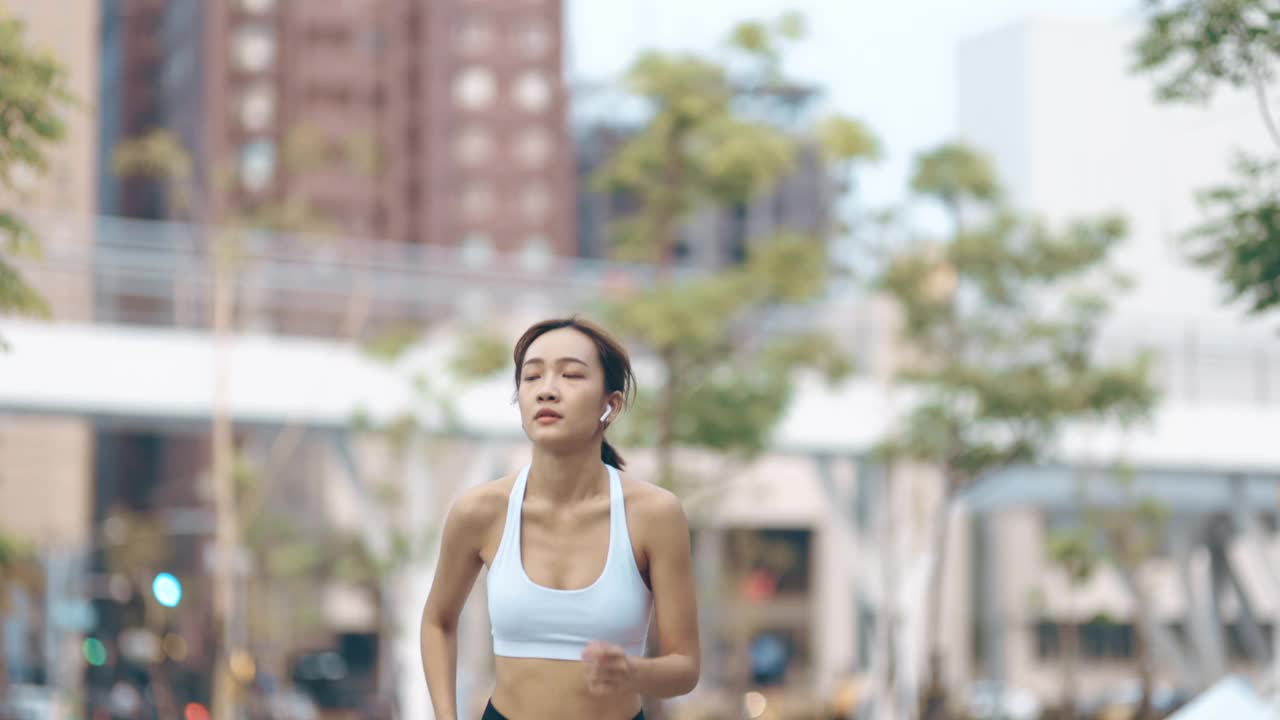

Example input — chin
[528,428,591,448]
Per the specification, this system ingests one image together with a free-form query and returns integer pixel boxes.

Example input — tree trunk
[1121,542,1156,720]
[376,575,402,718]
[1060,620,1079,720]
[211,251,241,720]
[1133,605,1155,720]
[651,118,684,494]
[644,121,685,720]
[140,574,180,720]
[655,346,678,491]
[0,620,8,708]
[920,474,954,720]
[874,464,900,720]
[653,124,685,273]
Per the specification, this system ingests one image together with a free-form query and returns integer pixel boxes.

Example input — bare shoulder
[445,473,516,532]
[621,474,689,528]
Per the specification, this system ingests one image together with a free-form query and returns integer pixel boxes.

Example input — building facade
[98,0,574,262]
[0,0,98,550]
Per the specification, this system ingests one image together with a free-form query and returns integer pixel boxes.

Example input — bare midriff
[489,656,643,720]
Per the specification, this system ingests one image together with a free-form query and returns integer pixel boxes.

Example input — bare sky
[567,0,1141,208]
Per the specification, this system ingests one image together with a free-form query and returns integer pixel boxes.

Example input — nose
[535,383,559,402]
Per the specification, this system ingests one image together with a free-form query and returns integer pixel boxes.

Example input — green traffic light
[83,637,107,666]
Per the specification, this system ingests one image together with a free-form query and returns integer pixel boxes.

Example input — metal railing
[9,211,1280,406]
[18,212,691,335]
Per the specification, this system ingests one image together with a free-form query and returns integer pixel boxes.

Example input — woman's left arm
[582,489,701,698]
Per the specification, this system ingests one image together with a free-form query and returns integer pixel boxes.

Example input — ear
[602,391,623,423]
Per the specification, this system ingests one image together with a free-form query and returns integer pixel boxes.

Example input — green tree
[1136,3,1280,697]
[1082,473,1171,720]
[592,14,877,497]
[0,14,75,347]
[876,143,1158,718]
[114,126,372,720]
[0,530,43,704]
[1044,527,1099,720]
[422,15,878,717]
[1134,0,1280,315]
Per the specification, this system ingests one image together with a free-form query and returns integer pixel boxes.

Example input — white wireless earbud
[599,406,611,423]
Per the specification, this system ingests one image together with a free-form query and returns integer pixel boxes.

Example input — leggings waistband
[482,700,645,720]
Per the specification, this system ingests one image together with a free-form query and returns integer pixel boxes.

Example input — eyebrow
[521,356,589,368]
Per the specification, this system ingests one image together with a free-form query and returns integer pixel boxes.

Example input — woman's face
[518,327,617,448]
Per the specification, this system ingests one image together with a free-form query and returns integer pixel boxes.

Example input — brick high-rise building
[99,0,573,263]
[0,0,98,553]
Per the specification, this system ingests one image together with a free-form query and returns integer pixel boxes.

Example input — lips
[534,409,562,420]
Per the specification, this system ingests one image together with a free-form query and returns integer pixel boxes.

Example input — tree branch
[1251,73,1280,153]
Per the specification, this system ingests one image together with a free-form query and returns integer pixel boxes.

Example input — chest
[489,499,648,591]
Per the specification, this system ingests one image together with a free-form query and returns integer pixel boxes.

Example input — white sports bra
[487,463,652,661]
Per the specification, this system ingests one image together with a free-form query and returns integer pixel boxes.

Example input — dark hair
[512,316,636,469]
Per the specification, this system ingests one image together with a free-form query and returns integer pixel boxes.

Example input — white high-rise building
[951,16,1280,710]
[958,17,1278,358]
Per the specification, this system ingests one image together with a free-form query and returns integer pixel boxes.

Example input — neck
[527,444,608,504]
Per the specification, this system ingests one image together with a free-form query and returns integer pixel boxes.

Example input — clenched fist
[580,641,636,696]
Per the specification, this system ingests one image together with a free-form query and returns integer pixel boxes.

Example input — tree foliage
[1184,153,1280,313]
[0,529,41,613]
[1133,0,1280,103]
[0,14,76,339]
[877,143,1158,715]
[880,145,1157,486]
[1135,0,1280,316]
[0,529,43,702]
[587,15,877,488]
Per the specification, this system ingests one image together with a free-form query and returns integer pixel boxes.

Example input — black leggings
[482,700,644,720]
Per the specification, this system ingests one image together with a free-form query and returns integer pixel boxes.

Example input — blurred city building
[0,4,99,713]
[98,0,574,257]
[3,5,1280,720]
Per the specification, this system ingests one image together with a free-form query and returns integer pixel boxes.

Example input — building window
[238,0,275,13]
[1226,623,1274,661]
[520,234,552,271]
[725,528,813,600]
[460,181,494,220]
[519,185,550,221]
[1052,618,1133,660]
[453,66,496,110]
[514,128,551,167]
[454,127,494,167]
[304,84,351,106]
[306,24,351,47]
[856,602,876,671]
[515,20,551,59]
[456,16,494,55]
[512,70,551,113]
[749,629,800,687]
[359,28,386,56]
[239,140,276,192]
[461,232,494,268]
[232,24,276,73]
[1035,621,1061,660]
[239,84,275,132]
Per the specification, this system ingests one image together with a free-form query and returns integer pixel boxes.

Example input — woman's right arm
[421,490,491,720]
